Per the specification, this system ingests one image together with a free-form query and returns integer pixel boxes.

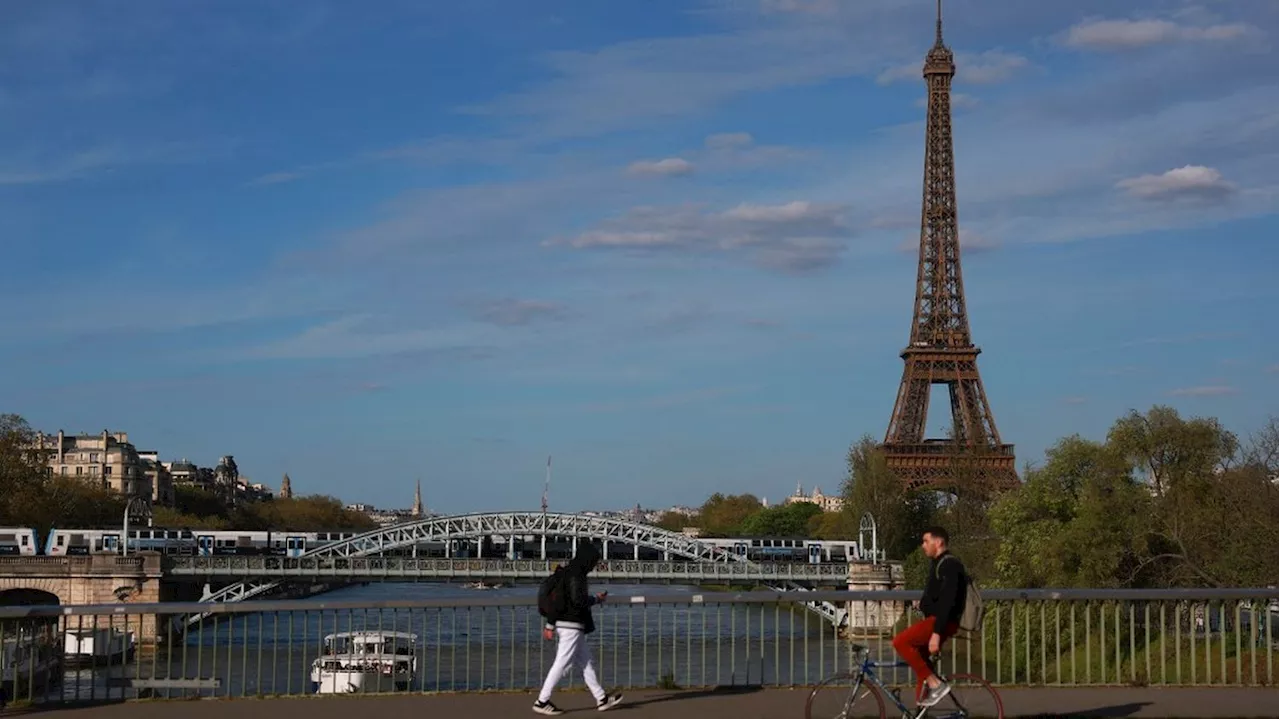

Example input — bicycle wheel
[925,673,1003,719]
[805,673,887,719]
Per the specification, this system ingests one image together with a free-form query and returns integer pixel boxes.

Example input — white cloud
[1116,165,1236,201]
[1063,17,1252,50]
[1167,385,1238,397]
[626,157,695,177]
[548,200,852,273]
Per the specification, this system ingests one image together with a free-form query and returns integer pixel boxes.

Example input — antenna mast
[541,455,551,515]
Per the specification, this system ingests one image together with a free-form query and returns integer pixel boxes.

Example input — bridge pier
[843,561,906,636]
[0,553,169,645]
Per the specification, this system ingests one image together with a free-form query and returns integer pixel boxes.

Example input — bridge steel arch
[186,511,846,627]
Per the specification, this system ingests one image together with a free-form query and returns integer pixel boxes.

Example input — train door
[100,534,120,554]
[197,535,214,557]
[285,536,305,558]
[732,542,748,559]
[807,543,823,564]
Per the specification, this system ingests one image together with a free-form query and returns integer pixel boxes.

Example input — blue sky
[2,0,1276,514]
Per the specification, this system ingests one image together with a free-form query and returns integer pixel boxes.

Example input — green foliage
[738,500,823,537]
[695,493,763,537]
[842,435,938,561]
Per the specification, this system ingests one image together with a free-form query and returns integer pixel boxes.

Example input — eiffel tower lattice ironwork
[879,0,1018,493]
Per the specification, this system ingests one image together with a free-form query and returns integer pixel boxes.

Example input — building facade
[784,483,844,513]
[32,430,152,499]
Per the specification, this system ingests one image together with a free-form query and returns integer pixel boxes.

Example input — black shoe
[597,693,624,711]
[533,699,564,715]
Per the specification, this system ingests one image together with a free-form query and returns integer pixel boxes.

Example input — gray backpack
[937,555,984,635]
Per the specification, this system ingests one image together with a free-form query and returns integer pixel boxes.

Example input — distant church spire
[279,473,293,499]
[412,479,423,517]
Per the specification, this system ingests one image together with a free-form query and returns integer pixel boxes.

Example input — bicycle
[805,642,1003,719]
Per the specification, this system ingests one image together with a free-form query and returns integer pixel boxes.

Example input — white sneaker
[532,699,564,715]
[596,693,624,711]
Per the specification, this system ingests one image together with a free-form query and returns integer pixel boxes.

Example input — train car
[45,527,368,557]
[0,528,40,556]
[703,537,865,564]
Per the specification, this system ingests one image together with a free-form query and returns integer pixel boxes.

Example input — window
[75,466,83,476]
[104,465,113,476]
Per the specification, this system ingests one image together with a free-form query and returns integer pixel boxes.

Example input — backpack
[537,566,567,620]
[937,555,985,635]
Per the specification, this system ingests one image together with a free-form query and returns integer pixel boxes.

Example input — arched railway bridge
[183,512,855,628]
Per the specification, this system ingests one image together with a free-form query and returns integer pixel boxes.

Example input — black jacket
[920,551,966,635]
[553,543,601,634]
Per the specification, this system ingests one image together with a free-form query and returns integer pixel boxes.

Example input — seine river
[48,581,899,702]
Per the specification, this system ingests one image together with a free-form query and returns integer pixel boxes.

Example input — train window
[20,536,28,546]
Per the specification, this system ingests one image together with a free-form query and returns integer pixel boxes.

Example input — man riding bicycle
[892,526,965,708]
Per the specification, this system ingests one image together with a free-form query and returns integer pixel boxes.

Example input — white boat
[63,627,135,666]
[309,630,417,694]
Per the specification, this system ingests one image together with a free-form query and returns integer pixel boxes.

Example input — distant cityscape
[23,423,846,528]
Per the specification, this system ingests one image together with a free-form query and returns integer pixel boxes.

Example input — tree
[989,436,1147,588]
[654,511,695,532]
[738,501,823,537]
[842,436,937,561]
[697,493,762,537]
[807,510,858,540]
[1107,405,1237,497]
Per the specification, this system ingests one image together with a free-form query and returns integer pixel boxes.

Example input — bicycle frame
[845,649,971,719]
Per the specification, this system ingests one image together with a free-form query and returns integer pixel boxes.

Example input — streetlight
[122,495,152,557]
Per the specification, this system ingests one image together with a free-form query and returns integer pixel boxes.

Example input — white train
[701,537,880,564]
[42,528,363,557]
[0,528,40,556]
[2,526,881,564]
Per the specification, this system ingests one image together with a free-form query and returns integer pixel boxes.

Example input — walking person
[534,541,623,715]
[891,526,965,707]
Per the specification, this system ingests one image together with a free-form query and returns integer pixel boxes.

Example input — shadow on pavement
[620,685,764,708]
[1018,702,1152,718]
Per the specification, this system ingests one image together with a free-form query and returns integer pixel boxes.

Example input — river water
[45,582,905,702]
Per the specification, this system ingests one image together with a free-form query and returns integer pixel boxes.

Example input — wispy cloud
[547,200,853,274]
[1167,385,1238,397]
[464,298,567,327]
[626,157,695,177]
[1062,17,1253,50]
[877,50,1030,85]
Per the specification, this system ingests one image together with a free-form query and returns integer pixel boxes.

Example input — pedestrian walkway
[22,686,1279,718]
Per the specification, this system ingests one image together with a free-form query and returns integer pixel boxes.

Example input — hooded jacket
[552,542,601,634]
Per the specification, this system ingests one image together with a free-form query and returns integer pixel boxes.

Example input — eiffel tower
[879,0,1018,493]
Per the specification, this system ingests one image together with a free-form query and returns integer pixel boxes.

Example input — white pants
[538,626,605,703]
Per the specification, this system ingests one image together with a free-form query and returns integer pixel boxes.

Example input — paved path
[18,687,1278,718]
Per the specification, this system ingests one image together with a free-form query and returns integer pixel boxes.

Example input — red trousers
[891,617,958,700]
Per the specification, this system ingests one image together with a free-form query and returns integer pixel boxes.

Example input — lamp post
[858,511,879,563]
[122,494,152,557]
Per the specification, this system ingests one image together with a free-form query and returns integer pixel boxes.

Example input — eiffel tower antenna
[541,455,551,515]
[878,0,1018,493]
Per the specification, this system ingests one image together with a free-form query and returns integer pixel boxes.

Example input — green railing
[0,588,1272,704]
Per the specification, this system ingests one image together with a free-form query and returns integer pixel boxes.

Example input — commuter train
[0,526,878,564]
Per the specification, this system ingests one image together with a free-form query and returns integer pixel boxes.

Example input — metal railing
[166,557,852,583]
[0,588,1272,705]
